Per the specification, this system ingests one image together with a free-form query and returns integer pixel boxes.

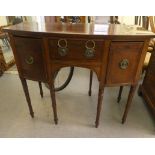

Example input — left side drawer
[14,37,47,82]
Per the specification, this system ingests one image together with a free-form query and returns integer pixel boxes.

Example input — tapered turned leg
[20,77,34,118]
[117,86,123,103]
[49,80,58,124]
[95,84,104,128]
[88,70,93,96]
[38,82,43,98]
[122,85,137,124]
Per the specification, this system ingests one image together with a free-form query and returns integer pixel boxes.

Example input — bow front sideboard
[3,22,155,127]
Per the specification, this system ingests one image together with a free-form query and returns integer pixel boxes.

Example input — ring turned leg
[95,84,104,128]
[117,86,123,103]
[49,80,58,125]
[38,81,43,98]
[88,70,93,96]
[122,85,137,124]
[20,77,34,118]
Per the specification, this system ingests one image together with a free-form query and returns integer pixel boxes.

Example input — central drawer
[49,38,104,62]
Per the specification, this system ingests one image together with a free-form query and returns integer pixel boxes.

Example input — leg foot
[49,79,58,125]
[20,77,34,118]
[95,121,99,128]
[30,112,34,118]
[88,70,93,96]
[38,82,43,98]
[122,85,137,124]
[54,118,58,125]
[117,86,123,103]
[95,84,104,128]
[122,117,125,124]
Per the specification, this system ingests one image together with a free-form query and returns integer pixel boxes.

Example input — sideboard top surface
[3,22,155,39]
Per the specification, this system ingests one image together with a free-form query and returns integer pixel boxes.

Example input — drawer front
[49,38,104,62]
[106,42,144,85]
[14,37,47,82]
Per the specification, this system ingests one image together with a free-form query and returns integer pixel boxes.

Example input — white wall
[0,16,7,26]
[118,16,135,25]
[90,16,135,25]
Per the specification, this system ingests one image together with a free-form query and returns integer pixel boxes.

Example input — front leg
[88,70,93,96]
[122,85,137,124]
[20,77,34,118]
[117,86,123,103]
[49,77,58,125]
[95,83,105,128]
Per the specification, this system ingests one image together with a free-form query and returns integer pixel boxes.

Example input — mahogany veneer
[3,22,155,127]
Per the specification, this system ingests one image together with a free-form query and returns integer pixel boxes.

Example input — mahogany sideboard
[138,49,155,116]
[3,22,155,127]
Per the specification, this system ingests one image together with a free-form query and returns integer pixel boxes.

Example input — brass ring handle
[57,39,68,56]
[85,40,95,49]
[119,59,129,69]
[58,39,67,48]
[25,56,34,65]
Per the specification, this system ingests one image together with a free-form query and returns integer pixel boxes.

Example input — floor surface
[0,67,155,137]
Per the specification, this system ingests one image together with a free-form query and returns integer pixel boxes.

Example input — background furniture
[138,49,155,116]
[138,16,155,117]
[0,43,15,76]
[135,16,155,72]
[0,17,25,76]
[4,22,154,127]
[0,46,6,75]
[0,45,15,76]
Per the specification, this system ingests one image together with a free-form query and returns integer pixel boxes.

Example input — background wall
[119,16,135,25]
[0,16,148,27]
[0,16,7,26]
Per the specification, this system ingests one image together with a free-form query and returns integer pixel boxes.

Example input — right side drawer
[106,41,144,85]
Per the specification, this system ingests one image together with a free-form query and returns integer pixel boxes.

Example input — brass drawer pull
[58,39,67,48]
[119,59,129,69]
[85,40,95,58]
[57,39,68,56]
[85,40,95,49]
[25,56,34,65]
